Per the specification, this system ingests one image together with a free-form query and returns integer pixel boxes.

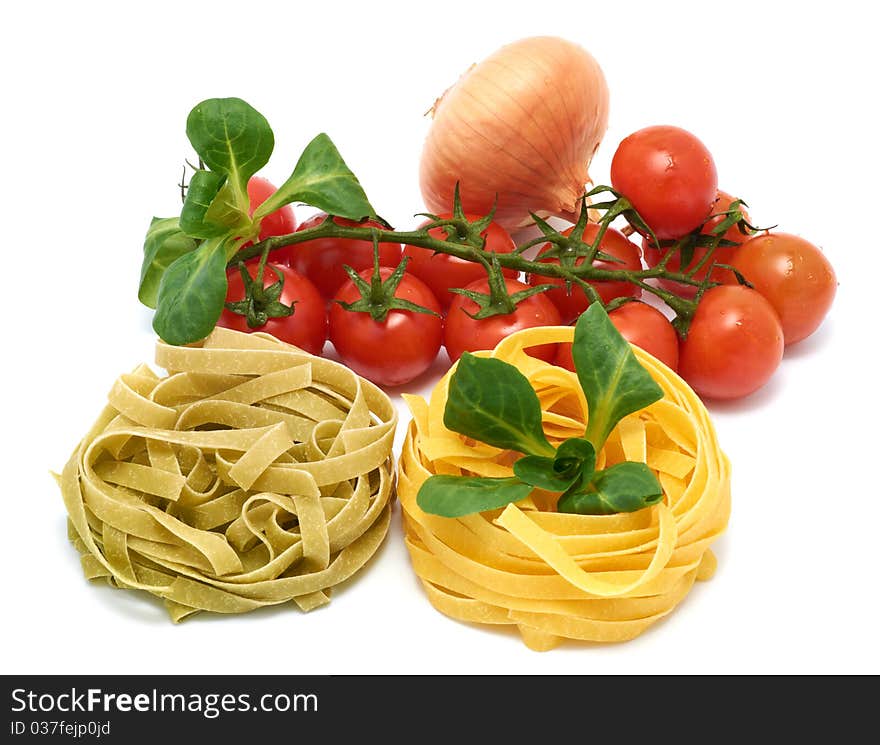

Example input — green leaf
[513,437,597,492]
[592,461,663,512]
[185,97,274,199]
[513,456,577,492]
[180,170,250,239]
[138,217,198,309]
[557,462,663,515]
[254,133,375,222]
[555,436,596,465]
[152,237,228,345]
[573,304,664,449]
[554,437,596,480]
[417,475,533,518]
[444,353,555,457]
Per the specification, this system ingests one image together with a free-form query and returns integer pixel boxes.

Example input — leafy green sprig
[415,303,665,517]
[139,97,378,346]
[139,97,757,347]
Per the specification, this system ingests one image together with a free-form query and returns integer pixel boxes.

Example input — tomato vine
[139,97,756,347]
[231,186,754,337]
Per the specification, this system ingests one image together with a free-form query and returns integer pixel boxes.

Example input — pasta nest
[57,328,397,621]
[399,325,731,650]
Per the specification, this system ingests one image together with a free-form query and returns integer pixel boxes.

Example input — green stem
[481,256,517,315]
[232,220,702,329]
[686,234,721,278]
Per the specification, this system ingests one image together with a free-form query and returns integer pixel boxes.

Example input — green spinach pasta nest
[56,327,397,621]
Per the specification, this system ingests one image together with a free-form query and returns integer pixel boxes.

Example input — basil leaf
[185,97,274,198]
[179,170,249,239]
[513,456,578,492]
[573,304,664,449]
[152,237,228,345]
[417,475,533,518]
[444,353,555,457]
[138,217,198,309]
[254,133,375,222]
[557,462,663,515]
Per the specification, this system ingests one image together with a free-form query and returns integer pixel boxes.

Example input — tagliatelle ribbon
[57,328,397,621]
[398,325,730,651]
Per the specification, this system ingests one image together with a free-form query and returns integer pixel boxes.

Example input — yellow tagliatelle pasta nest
[398,325,730,650]
[57,327,397,621]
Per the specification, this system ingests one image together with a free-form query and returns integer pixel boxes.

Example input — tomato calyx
[416,183,502,261]
[224,256,296,329]
[526,201,632,307]
[335,240,440,323]
[538,202,621,264]
[708,198,764,239]
[451,253,555,320]
[582,187,660,245]
[713,262,754,290]
[650,199,762,272]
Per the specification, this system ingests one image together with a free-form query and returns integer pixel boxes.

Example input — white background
[3,0,877,675]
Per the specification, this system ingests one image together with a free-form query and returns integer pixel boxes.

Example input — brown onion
[419,36,610,233]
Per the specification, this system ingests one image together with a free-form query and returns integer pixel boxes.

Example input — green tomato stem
[230,216,703,330]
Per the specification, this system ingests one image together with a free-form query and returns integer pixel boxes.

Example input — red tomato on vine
[678,285,783,400]
[725,232,836,346]
[611,125,718,240]
[247,176,298,241]
[554,301,679,373]
[329,266,442,387]
[444,278,561,363]
[218,262,327,356]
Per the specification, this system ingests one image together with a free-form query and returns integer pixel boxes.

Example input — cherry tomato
[444,278,562,363]
[403,214,518,307]
[553,341,577,371]
[678,285,783,400]
[554,301,679,372]
[643,191,751,298]
[725,232,836,346]
[611,125,718,240]
[219,263,327,356]
[527,224,642,323]
[282,213,402,299]
[329,267,442,387]
[247,176,298,241]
